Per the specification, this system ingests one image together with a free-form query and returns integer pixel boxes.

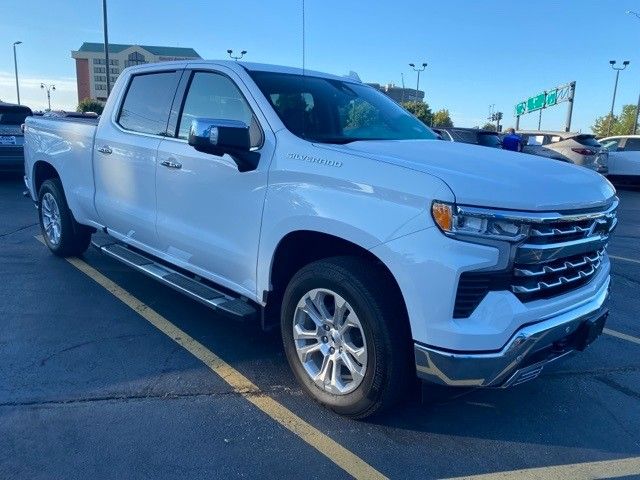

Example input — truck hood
[321,139,615,211]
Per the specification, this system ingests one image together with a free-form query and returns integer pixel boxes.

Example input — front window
[249,71,437,143]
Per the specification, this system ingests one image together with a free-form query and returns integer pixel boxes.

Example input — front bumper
[414,276,610,388]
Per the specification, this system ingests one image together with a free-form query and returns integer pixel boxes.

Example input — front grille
[453,202,617,318]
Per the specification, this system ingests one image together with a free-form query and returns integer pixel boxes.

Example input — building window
[95,84,106,90]
[110,59,119,65]
[95,75,105,82]
[110,67,119,74]
[125,51,146,67]
[110,76,118,83]
[93,58,104,65]
[94,67,106,74]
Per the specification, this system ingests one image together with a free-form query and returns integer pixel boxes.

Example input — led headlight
[431,201,528,241]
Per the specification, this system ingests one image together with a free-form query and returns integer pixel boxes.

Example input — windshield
[249,71,437,143]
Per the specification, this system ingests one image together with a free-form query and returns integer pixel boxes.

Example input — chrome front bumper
[415,277,610,388]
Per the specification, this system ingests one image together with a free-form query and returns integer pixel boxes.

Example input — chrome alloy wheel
[293,288,368,395]
[41,192,62,246]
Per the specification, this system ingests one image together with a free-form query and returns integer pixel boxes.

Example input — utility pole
[607,60,630,136]
[103,0,111,96]
[628,12,640,134]
[409,62,427,102]
[12,41,22,105]
[564,81,576,132]
[400,73,405,104]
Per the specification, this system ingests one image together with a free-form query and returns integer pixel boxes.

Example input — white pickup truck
[24,60,617,418]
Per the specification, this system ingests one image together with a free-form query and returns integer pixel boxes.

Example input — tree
[77,98,105,115]
[402,101,432,126]
[432,109,453,127]
[346,100,378,129]
[592,104,639,137]
[481,122,497,132]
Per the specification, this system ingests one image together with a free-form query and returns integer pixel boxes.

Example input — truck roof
[124,59,361,84]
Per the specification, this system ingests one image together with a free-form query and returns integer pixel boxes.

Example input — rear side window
[575,135,601,147]
[477,133,502,147]
[526,135,545,146]
[624,138,640,151]
[118,71,182,135]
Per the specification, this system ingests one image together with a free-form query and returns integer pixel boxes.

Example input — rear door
[154,66,274,297]
[93,69,183,248]
[616,138,640,176]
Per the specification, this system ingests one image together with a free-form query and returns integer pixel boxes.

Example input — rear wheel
[281,256,412,419]
[38,178,91,257]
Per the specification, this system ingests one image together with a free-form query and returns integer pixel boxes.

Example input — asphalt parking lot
[1,172,639,480]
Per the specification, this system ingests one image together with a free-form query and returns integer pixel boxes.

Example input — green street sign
[546,89,558,107]
[527,93,546,112]
[515,102,526,116]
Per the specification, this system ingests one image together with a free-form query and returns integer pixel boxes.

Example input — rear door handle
[97,145,112,154]
[160,159,182,169]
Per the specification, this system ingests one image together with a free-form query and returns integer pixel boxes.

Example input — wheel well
[263,230,409,331]
[33,161,59,195]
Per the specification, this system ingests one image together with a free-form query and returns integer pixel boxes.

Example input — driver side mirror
[188,118,260,172]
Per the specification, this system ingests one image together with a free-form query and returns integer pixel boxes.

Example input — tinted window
[449,130,478,144]
[624,138,640,151]
[600,139,620,151]
[249,71,436,143]
[177,72,262,147]
[118,71,182,135]
[575,135,601,147]
[0,106,31,125]
[477,133,502,148]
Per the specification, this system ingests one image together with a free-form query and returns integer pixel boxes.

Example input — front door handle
[97,145,112,154]
[160,159,182,169]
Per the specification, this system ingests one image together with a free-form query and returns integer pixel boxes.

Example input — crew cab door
[155,66,273,298]
[93,69,183,247]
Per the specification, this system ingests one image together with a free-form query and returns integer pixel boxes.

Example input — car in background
[599,135,640,185]
[0,102,32,172]
[433,127,502,149]
[518,130,608,174]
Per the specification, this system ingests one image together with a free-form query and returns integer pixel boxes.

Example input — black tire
[38,178,91,257]
[281,256,413,419]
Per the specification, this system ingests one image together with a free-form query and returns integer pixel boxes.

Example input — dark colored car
[0,102,32,172]
[433,127,502,149]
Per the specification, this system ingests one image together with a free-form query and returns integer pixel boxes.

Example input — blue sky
[1,0,638,132]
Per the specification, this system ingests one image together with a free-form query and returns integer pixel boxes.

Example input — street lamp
[13,41,22,105]
[40,83,55,111]
[409,62,427,102]
[607,60,630,136]
[227,49,247,61]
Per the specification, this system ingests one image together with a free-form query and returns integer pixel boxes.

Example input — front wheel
[281,256,413,419]
[38,178,91,257]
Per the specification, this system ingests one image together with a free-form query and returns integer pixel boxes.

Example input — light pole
[103,0,111,95]
[227,49,247,61]
[409,62,427,102]
[13,41,22,105]
[628,11,640,134]
[607,60,630,136]
[400,72,405,103]
[41,83,55,111]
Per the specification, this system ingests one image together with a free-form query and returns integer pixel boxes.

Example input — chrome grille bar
[514,250,604,277]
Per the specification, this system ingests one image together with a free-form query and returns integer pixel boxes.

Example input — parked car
[0,102,32,172]
[599,135,640,185]
[434,127,502,148]
[24,60,616,418]
[518,130,608,174]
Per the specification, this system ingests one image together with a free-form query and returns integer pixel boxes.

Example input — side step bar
[91,239,257,322]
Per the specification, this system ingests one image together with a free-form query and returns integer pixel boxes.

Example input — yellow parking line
[604,328,640,346]
[442,456,640,480]
[609,254,640,265]
[36,237,386,480]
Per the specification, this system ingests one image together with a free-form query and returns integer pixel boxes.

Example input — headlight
[431,201,528,241]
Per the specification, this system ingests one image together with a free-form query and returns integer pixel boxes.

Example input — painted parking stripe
[604,328,640,345]
[36,237,386,480]
[442,456,640,480]
[609,254,640,265]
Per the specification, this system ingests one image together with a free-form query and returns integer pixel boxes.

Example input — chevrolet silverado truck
[23,61,617,418]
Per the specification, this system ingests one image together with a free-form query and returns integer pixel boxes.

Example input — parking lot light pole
[103,0,111,96]
[13,41,22,105]
[227,49,247,61]
[607,60,630,136]
[628,11,640,134]
[409,62,427,102]
[40,83,55,111]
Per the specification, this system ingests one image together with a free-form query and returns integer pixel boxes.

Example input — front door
[94,69,183,248]
[155,67,273,298]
